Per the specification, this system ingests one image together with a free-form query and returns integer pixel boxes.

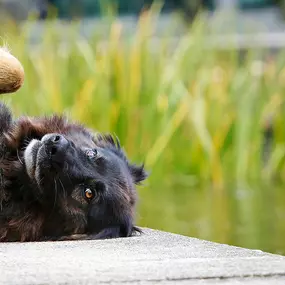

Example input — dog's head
[3,114,147,241]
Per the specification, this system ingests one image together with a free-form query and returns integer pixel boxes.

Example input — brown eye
[84,188,94,200]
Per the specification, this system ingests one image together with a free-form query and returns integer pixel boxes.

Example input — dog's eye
[84,188,94,200]
[86,149,97,159]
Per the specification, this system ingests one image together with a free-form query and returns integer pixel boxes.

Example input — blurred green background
[1,0,285,255]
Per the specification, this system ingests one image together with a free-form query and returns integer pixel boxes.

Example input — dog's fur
[0,103,147,242]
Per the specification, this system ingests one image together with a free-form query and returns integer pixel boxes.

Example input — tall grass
[2,13,285,186]
[1,9,285,251]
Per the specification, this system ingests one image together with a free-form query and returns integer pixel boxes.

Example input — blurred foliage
[1,7,285,254]
[40,0,211,20]
[276,0,285,18]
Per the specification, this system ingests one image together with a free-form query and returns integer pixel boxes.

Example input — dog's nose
[41,134,69,161]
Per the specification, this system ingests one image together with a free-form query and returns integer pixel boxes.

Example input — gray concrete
[0,228,285,284]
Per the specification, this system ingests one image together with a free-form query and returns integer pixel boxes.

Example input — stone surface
[0,228,285,284]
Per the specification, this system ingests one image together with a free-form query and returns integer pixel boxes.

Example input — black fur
[0,103,147,242]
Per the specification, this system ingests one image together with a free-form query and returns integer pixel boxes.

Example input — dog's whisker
[66,171,72,185]
[58,178,67,199]
[47,178,58,220]
[16,149,23,165]
[19,138,30,151]
[54,178,58,203]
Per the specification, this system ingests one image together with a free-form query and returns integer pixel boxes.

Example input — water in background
[138,184,285,255]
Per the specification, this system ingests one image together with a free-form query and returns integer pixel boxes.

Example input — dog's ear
[93,133,148,184]
[129,163,148,185]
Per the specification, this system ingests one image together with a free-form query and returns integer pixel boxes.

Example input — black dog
[0,103,147,242]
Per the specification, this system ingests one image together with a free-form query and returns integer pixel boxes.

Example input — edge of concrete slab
[0,228,284,284]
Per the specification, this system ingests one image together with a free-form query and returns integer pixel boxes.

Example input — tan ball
[0,47,25,94]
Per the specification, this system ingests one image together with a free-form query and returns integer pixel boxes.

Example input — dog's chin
[24,139,42,183]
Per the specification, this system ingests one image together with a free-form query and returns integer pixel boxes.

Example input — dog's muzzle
[41,134,69,164]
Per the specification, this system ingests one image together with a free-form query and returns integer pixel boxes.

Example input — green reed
[1,10,285,194]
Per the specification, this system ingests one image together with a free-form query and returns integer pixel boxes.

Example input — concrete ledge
[0,228,285,284]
